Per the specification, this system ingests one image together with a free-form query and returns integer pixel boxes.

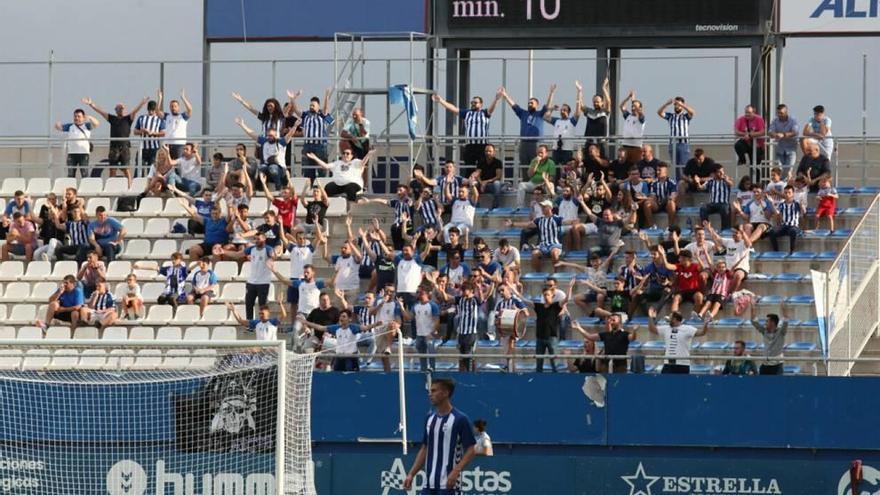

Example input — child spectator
[696,260,732,323]
[815,177,839,230]
[157,252,188,308]
[119,273,144,320]
[764,167,787,207]
[187,257,219,317]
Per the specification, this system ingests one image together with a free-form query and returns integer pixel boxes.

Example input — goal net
[0,340,318,495]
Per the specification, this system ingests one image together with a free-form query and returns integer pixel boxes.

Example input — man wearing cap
[506,199,577,272]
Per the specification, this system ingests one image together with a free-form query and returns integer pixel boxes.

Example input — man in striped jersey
[768,185,805,254]
[132,99,166,178]
[644,162,679,227]
[697,165,734,231]
[79,278,118,331]
[433,89,502,166]
[493,283,527,372]
[657,96,696,167]
[507,199,572,272]
[404,378,477,494]
[288,88,333,180]
[450,281,488,372]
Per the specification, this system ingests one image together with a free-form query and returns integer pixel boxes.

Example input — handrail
[826,193,880,270]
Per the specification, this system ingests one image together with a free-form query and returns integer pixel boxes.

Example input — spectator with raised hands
[433,88,502,167]
[179,199,229,263]
[300,182,330,235]
[499,86,548,168]
[235,117,296,191]
[648,306,709,374]
[228,302,284,342]
[620,168,651,229]
[326,220,363,307]
[413,186,443,232]
[221,204,255,258]
[572,313,638,373]
[677,224,716,287]
[737,184,775,244]
[360,184,413,250]
[55,107,100,178]
[170,142,204,195]
[750,300,790,375]
[298,309,382,371]
[400,288,441,372]
[229,143,259,186]
[558,246,618,315]
[231,93,288,135]
[340,107,371,161]
[544,83,580,166]
[618,90,646,170]
[82,95,148,183]
[697,164,734,231]
[554,184,591,251]
[444,179,479,247]
[666,250,704,315]
[576,78,611,154]
[156,89,194,159]
[287,88,334,180]
[132,95,166,179]
[656,96,696,166]
[706,222,752,294]
[261,168,305,231]
[306,148,376,202]
[506,198,572,272]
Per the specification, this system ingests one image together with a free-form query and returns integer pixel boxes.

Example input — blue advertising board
[205,0,427,41]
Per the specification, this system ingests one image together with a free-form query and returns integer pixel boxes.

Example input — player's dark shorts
[108,145,131,166]
[676,289,699,303]
[457,333,477,355]
[286,278,303,304]
[54,311,74,322]
[358,264,374,279]
[706,293,725,305]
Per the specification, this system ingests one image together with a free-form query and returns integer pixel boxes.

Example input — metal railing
[823,193,880,376]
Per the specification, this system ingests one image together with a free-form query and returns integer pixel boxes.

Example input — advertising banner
[780,0,880,34]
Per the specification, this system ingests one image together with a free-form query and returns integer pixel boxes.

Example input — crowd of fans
[15,82,837,375]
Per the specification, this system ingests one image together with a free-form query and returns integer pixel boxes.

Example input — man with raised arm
[544,83,580,166]
[577,78,611,154]
[235,117,297,191]
[499,86,549,168]
[55,108,100,179]
[433,88,503,167]
[656,96,696,166]
[287,88,334,180]
[306,149,376,202]
[132,93,166,178]
[82,95,148,184]
[618,89,646,170]
[750,301,790,375]
[648,306,709,374]
[156,89,194,159]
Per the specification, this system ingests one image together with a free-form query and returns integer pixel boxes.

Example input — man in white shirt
[308,149,376,201]
[328,239,362,306]
[400,289,440,371]
[648,307,709,374]
[243,232,274,319]
[681,225,717,286]
[229,303,281,341]
[55,108,100,179]
[157,89,194,159]
[169,143,204,195]
[618,89,646,169]
[493,238,521,275]
[444,182,479,245]
[543,83,580,165]
[707,223,752,293]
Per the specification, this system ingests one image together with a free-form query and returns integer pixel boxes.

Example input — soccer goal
[0,338,317,495]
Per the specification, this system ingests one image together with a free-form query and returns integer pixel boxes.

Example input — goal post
[0,339,317,495]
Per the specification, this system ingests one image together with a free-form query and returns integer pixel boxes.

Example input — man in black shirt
[307,292,340,339]
[796,140,831,193]
[637,144,662,183]
[568,339,598,373]
[472,144,505,208]
[82,96,148,184]
[574,314,638,373]
[679,148,717,192]
[608,148,631,184]
[524,284,570,373]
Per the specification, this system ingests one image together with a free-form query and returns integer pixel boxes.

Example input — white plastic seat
[248,197,269,216]
[105,261,132,281]
[1,282,31,302]
[102,326,128,340]
[121,218,144,237]
[145,218,170,236]
[183,326,210,340]
[22,349,52,370]
[130,349,162,370]
[134,197,164,218]
[150,239,178,259]
[105,349,135,370]
[26,178,52,195]
[121,239,151,260]
[211,326,237,340]
[275,262,291,279]
[225,304,246,323]
[173,305,201,325]
[20,261,51,281]
[85,197,111,216]
[50,260,78,279]
[0,261,24,281]
[160,349,191,369]
[161,200,187,217]
[190,348,217,369]
[156,326,182,341]
[200,305,228,325]
[78,349,107,369]
[0,326,14,339]
[0,348,21,369]
[1,178,27,196]
[290,177,310,193]
[45,326,71,340]
[0,306,8,321]
[218,283,245,303]
[78,177,104,196]
[28,282,58,303]
[103,177,130,195]
[17,326,42,339]
[213,261,239,281]
[129,327,155,340]
[8,304,36,324]
[235,262,252,281]
[48,348,80,369]
[52,178,78,195]
[143,305,173,324]
[141,282,165,301]
[73,327,98,340]
[179,239,199,256]
[326,197,348,217]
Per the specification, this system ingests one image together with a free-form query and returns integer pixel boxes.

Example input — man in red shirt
[668,250,703,314]
[261,171,306,230]
[734,105,766,167]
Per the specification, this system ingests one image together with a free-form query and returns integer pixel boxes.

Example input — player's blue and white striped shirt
[619,264,640,291]
[437,175,464,204]
[779,201,801,227]
[494,295,525,312]
[422,408,476,490]
[534,215,563,248]
[354,305,376,326]
[664,110,691,141]
[456,296,481,335]
[66,220,89,246]
[651,178,677,203]
[461,109,490,144]
[134,114,165,150]
[92,291,115,311]
[357,238,382,268]
[419,196,440,227]
[300,110,334,145]
[389,198,412,226]
[706,178,731,204]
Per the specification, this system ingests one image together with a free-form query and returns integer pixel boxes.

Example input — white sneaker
[40,252,49,262]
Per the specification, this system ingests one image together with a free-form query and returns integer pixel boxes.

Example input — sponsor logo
[451,0,503,18]
[107,460,147,495]
[621,463,782,495]
[380,457,512,495]
[837,463,880,495]
[106,460,274,495]
[695,24,740,32]
[811,0,880,19]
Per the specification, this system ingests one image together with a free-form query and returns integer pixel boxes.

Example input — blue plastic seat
[472,229,499,238]
[807,229,831,238]
[743,340,759,350]
[435,362,457,371]
[784,342,817,352]
[788,251,816,260]
[716,317,744,327]
[835,186,856,194]
[690,364,713,374]
[559,339,583,349]
[699,341,731,351]
[628,340,642,350]
[799,319,819,328]
[439,339,458,348]
[815,251,838,260]
[831,229,852,238]
[772,273,803,282]
[757,251,788,260]
[576,316,601,326]
[680,206,700,215]
[478,362,506,371]
[474,207,490,216]
[499,228,521,238]
[749,273,772,282]
[522,272,550,281]
[476,340,500,348]
[844,207,867,215]
[488,207,516,216]
[548,272,575,281]
[786,295,815,305]
[644,364,657,373]
[759,295,784,304]
[515,339,536,349]
[641,340,665,351]
[783,364,802,375]
[857,186,880,194]
[629,316,650,325]
[363,362,386,371]
[565,250,589,260]
[635,251,651,260]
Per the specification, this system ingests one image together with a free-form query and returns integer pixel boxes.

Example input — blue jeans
[259,163,286,191]
[168,172,202,195]
[96,240,121,263]
[535,337,559,372]
[558,314,571,340]
[669,141,690,166]
[775,149,797,171]
[699,202,731,231]
[481,180,504,209]
[415,335,436,372]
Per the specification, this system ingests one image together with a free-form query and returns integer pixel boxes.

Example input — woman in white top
[307,149,375,201]
[473,419,494,456]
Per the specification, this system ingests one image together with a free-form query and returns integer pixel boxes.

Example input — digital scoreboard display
[440,0,767,36]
